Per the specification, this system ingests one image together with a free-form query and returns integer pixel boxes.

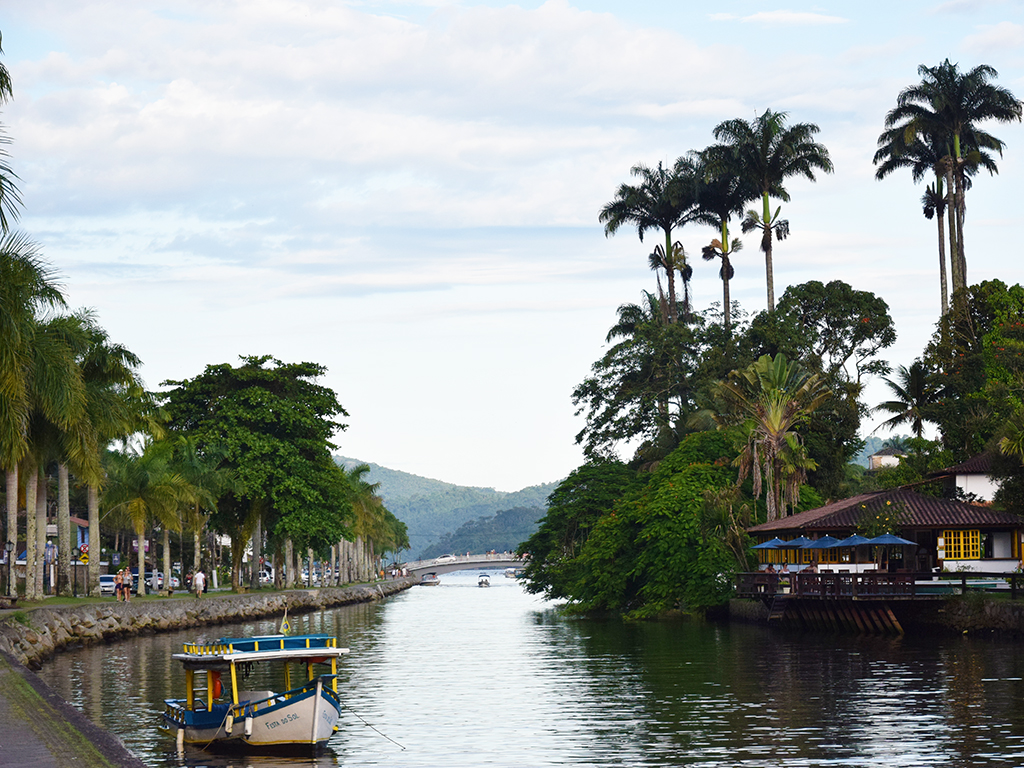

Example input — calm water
[37,571,1024,767]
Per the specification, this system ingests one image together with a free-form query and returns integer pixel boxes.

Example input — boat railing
[182,634,339,655]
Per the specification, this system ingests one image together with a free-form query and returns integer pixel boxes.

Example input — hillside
[418,506,546,560]
[335,457,559,557]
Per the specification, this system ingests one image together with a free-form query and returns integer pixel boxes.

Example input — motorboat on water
[419,572,440,586]
[504,567,523,579]
[162,633,348,754]
[478,574,490,587]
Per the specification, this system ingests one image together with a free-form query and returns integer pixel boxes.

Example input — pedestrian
[114,569,124,601]
[124,570,133,602]
[193,569,206,598]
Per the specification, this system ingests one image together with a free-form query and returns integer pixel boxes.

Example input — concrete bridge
[404,553,526,577]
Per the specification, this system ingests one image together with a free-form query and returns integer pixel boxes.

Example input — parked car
[98,574,116,596]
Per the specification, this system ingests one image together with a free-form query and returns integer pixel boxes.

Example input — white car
[98,574,116,596]
[433,554,458,564]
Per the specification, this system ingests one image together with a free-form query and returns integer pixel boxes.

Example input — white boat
[162,633,348,754]
[419,572,440,586]
[478,574,490,587]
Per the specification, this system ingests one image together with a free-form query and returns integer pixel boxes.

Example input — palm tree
[694,148,754,332]
[873,361,942,439]
[710,110,833,312]
[599,158,700,324]
[103,439,188,597]
[882,60,1022,296]
[0,234,66,595]
[171,437,234,580]
[0,35,21,234]
[715,354,831,521]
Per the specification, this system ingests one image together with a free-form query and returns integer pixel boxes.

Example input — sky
[2,0,1023,492]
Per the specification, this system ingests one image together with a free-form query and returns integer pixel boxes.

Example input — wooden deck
[737,571,1024,600]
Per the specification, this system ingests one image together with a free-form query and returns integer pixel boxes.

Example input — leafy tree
[161,356,352,589]
[715,354,830,521]
[517,460,638,601]
[709,109,833,311]
[599,159,701,323]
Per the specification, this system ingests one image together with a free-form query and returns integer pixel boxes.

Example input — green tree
[517,459,638,601]
[710,109,833,311]
[881,60,1022,297]
[162,356,351,589]
[715,354,831,521]
[874,361,943,439]
[599,159,700,324]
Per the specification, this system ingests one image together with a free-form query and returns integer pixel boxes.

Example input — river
[36,571,1024,767]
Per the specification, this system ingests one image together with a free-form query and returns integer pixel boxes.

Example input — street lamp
[4,541,13,597]
[72,547,80,597]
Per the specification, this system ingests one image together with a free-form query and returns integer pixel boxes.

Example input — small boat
[162,633,348,754]
[419,572,440,586]
[478,574,490,587]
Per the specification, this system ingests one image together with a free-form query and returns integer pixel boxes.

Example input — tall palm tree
[715,354,831,521]
[599,158,700,324]
[710,110,833,312]
[0,234,66,595]
[873,361,942,439]
[694,148,755,332]
[171,437,233,579]
[882,60,1022,297]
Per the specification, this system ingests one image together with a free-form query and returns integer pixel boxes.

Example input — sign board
[79,553,89,564]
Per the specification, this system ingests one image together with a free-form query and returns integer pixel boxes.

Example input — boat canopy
[172,633,349,667]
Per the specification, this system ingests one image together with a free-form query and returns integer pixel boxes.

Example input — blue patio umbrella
[835,534,871,548]
[867,534,917,546]
[781,536,815,548]
[807,536,842,549]
[751,537,788,550]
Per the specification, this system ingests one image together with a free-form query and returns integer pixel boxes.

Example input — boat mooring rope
[341,701,407,750]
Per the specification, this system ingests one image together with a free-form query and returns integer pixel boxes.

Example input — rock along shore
[0,578,416,670]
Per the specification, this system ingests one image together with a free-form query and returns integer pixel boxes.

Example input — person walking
[193,569,206,598]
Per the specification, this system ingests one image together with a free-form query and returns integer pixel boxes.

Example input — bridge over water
[404,553,526,576]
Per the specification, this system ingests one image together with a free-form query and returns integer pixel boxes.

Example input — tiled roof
[933,453,994,476]
[870,447,906,457]
[748,488,1022,533]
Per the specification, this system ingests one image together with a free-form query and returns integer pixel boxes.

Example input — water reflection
[37,575,1024,767]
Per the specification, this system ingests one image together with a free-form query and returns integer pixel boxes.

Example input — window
[943,529,981,560]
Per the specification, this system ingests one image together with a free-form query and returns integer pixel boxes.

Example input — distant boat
[478,574,490,588]
[419,572,440,586]
[504,568,523,579]
[162,633,347,753]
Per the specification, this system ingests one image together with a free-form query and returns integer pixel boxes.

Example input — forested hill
[334,457,559,557]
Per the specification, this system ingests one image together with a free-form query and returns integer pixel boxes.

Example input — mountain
[418,506,546,560]
[335,457,559,557]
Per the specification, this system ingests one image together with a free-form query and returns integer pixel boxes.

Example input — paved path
[0,649,145,768]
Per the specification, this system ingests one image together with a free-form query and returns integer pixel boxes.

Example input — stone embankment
[0,578,415,669]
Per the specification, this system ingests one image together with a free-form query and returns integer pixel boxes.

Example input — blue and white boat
[162,633,348,753]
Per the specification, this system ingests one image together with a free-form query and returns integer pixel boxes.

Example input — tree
[162,356,351,589]
[874,362,943,439]
[102,439,189,597]
[0,234,66,595]
[599,159,700,324]
[517,459,637,601]
[710,109,833,311]
[0,34,21,234]
[882,60,1022,297]
[694,147,754,332]
[715,354,831,521]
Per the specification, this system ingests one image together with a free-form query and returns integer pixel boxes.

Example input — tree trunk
[57,463,71,596]
[34,467,46,597]
[250,515,261,590]
[6,467,17,597]
[307,548,314,587]
[762,193,775,312]
[88,485,100,595]
[136,529,146,597]
[24,465,36,600]
[162,528,171,596]
[945,163,960,294]
[936,197,948,316]
[663,229,678,324]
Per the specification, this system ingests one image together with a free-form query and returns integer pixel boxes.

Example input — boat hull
[165,679,340,753]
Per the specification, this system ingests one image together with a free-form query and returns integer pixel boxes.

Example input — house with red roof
[748,488,1023,574]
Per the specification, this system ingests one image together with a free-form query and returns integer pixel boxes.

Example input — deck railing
[736,571,1024,600]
